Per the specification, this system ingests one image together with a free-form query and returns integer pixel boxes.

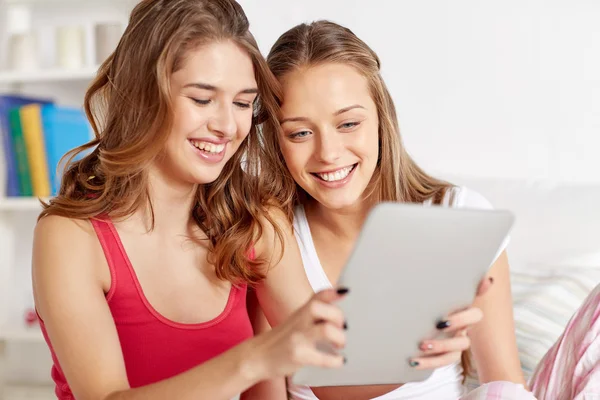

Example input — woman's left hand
[408,306,483,369]
[408,276,493,369]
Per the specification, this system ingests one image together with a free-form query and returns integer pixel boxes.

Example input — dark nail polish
[409,360,419,367]
[489,277,494,284]
[336,287,350,295]
[343,357,347,364]
[436,320,451,330]
[343,321,348,330]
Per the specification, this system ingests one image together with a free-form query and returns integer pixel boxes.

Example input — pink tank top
[39,218,254,399]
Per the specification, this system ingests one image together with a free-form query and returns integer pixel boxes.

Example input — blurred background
[0,0,599,398]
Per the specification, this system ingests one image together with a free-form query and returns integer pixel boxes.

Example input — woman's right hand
[248,287,348,380]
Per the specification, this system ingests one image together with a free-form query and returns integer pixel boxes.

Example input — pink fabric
[462,284,600,400]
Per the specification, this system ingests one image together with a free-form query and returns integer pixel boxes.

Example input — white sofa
[446,175,600,381]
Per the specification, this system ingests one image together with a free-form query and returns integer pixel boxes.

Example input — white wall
[239,0,600,184]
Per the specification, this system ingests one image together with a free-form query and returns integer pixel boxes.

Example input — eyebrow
[184,82,258,95]
[334,104,365,116]
[280,104,366,125]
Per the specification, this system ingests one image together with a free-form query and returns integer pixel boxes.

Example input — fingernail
[420,342,434,351]
[436,320,451,330]
[343,356,347,364]
[409,360,419,367]
[336,287,350,295]
[489,277,494,284]
[343,321,348,330]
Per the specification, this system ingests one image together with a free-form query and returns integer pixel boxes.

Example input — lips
[311,164,357,182]
[188,139,228,163]
[188,139,225,154]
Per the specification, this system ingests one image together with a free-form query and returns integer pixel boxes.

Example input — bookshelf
[0,0,135,389]
[0,197,44,211]
[4,0,137,5]
[0,66,99,85]
[0,325,43,343]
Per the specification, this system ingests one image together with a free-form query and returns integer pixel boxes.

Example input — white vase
[56,26,86,69]
[7,32,39,71]
[95,23,123,65]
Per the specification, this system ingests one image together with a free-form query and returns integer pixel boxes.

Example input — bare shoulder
[33,215,101,266]
[35,214,97,241]
[255,205,294,255]
[33,215,109,316]
[263,204,292,227]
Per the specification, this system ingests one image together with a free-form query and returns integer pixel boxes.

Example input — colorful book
[41,105,92,195]
[20,104,51,197]
[0,95,53,196]
[8,109,33,196]
[0,122,6,197]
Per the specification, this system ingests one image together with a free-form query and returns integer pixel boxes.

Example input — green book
[9,108,33,196]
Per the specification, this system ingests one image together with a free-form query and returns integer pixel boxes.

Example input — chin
[196,174,222,185]
[184,168,222,185]
[315,195,361,211]
[188,161,229,185]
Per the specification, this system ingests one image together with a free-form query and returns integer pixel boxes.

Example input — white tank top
[287,187,506,400]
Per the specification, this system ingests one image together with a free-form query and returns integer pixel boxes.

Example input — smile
[188,139,226,154]
[311,164,357,182]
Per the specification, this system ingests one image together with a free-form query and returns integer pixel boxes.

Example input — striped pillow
[465,266,600,389]
[511,266,600,380]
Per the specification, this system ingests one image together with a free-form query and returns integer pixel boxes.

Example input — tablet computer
[292,202,514,387]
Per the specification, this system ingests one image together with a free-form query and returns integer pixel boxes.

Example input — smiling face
[155,39,258,186]
[278,63,380,211]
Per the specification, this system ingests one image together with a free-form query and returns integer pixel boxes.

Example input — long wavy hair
[263,21,472,378]
[39,0,283,285]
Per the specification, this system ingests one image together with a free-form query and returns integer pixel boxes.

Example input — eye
[339,121,360,130]
[191,98,211,106]
[234,102,252,109]
[289,130,311,140]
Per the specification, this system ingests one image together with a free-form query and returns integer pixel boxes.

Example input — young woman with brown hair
[32,3,347,399]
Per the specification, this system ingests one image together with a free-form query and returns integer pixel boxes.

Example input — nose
[207,103,237,138]
[315,129,343,164]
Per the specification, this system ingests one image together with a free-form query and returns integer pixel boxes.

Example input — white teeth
[317,166,353,182]
[190,140,225,154]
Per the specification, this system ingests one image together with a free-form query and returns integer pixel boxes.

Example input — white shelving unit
[0,66,99,85]
[0,325,44,343]
[0,0,135,389]
[0,197,44,212]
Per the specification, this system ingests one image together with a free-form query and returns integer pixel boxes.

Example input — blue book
[0,95,53,196]
[41,105,92,195]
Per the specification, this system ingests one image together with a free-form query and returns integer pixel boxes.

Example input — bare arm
[254,210,314,327]
[33,216,344,400]
[241,289,287,400]
[254,209,401,400]
[470,251,526,385]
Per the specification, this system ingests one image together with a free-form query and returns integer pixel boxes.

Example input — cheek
[180,96,211,124]
[235,114,253,140]
[279,142,304,176]
[366,123,380,162]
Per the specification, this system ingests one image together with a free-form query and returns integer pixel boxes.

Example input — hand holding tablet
[293,203,514,387]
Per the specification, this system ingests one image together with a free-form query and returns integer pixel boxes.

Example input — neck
[304,197,374,240]
[133,166,198,234]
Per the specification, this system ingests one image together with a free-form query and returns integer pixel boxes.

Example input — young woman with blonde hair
[256,20,600,400]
